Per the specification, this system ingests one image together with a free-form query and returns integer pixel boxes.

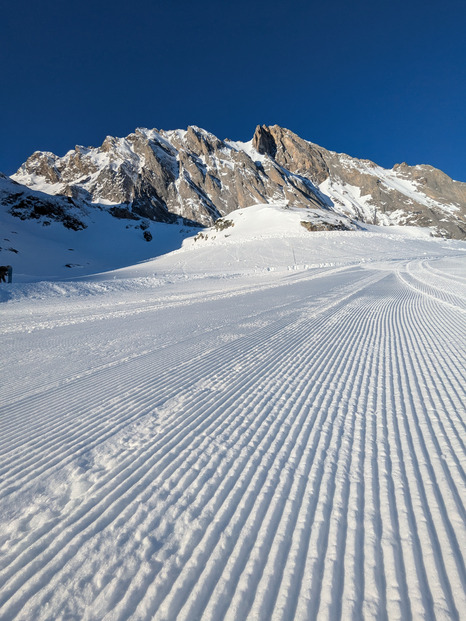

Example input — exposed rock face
[393,162,466,205]
[0,174,88,230]
[10,126,327,228]
[9,125,466,239]
[300,219,351,232]
[318,149,466,239]
[252,125,277,158]
[253,125,329,185]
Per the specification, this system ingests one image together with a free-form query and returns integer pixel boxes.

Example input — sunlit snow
[1,204,465,620]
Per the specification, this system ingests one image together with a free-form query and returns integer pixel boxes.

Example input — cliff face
[9,124,466,239]
[252,125,466,239]
[11,126,325,228]
[318,148,466,239]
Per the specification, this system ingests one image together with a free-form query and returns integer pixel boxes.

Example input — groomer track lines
[0,255,465,620]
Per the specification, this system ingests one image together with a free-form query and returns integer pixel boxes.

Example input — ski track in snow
[0,258,465,620]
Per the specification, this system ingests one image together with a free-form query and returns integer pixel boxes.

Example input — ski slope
[0,211,465,620]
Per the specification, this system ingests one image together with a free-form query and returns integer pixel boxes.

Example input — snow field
[0,237,465,619]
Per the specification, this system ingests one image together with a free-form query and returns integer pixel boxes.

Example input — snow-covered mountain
[9,124,466,239]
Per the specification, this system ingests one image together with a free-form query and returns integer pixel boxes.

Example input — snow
[1,204,465,620]
[112,204,461,280]
[9,173,65,197]
[0,177,200,283]
[319,178,379,223]
[225,139,268,165]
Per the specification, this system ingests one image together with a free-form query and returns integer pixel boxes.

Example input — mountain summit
[7,124,466,239]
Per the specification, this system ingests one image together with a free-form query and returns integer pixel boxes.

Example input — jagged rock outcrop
[253,125,329,185]
[252,125,278,158]
[9,124,466,238]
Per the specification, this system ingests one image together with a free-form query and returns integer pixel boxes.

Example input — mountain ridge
[4,124,466,240]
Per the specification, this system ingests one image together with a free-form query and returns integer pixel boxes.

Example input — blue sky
[1,0,465,180]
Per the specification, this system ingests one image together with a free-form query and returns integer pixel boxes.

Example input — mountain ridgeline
[6,125,466,239]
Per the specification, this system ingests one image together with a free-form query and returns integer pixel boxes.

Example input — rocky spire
[252,125,277,158]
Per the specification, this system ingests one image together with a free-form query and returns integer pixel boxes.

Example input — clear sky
[1,0,465,180]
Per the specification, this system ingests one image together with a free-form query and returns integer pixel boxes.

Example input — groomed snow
[0,206,465,620]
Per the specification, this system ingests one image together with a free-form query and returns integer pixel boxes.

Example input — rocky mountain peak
[252,125,277,158]
[20,151,60,184]
[264,126,331,185]
[101,135,120,153]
